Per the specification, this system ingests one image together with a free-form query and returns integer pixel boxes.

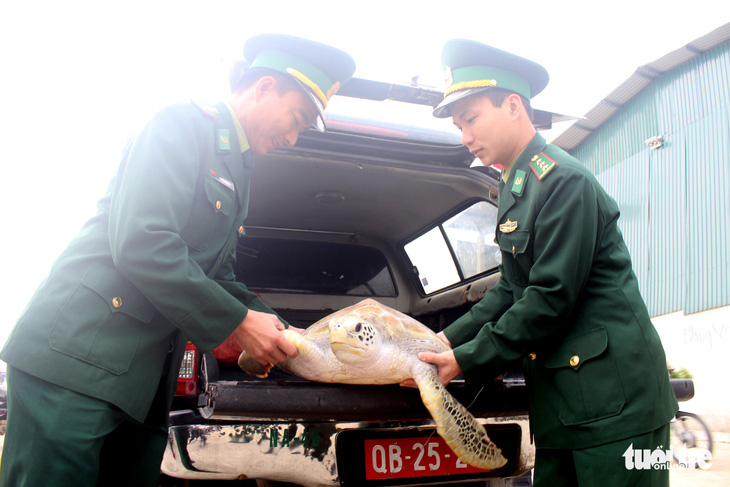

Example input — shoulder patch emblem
[529,152,558,181]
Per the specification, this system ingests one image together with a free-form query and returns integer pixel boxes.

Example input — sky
[0,0,728,350]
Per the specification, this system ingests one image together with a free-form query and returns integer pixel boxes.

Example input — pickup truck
[157,79,563,487]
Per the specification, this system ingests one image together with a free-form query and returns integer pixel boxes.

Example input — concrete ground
[670,432,730,486]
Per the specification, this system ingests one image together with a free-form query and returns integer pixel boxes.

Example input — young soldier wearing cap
[0,34,355,487]
[417,40,678,486]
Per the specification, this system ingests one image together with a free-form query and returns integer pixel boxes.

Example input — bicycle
[670,410,713,468]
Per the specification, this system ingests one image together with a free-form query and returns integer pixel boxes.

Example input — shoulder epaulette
[191,100,230,152]
[192,99,222,120]
[529,152,558,181]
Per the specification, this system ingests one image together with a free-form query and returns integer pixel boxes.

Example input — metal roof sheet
[553,22,730,150]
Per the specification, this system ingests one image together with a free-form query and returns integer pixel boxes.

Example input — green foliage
[668,363,694,379]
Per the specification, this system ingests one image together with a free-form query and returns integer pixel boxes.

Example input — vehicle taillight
[176,341,199,396]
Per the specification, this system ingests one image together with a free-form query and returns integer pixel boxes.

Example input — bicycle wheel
[670,411,713,468]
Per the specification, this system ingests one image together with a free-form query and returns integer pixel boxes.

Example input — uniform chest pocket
[203,175,235,216]
[498,230,531,286]
[181,175,237,251]
[544,327,626,425]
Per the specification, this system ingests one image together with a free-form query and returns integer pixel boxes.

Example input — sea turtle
[238,298,508,470]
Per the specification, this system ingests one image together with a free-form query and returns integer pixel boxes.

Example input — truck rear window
[234,237,397,297]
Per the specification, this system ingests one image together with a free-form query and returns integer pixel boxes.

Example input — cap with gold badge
[243,34,356,132]
[433,39,549,118]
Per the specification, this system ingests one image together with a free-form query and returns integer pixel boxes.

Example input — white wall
[653,306,730,432]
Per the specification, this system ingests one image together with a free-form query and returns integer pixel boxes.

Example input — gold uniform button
[112,297,123,308]
[512,245,516,254]
[238,225,244,235]
[215,200,222,210]
[570,355,580,367]
[529,353,537,361]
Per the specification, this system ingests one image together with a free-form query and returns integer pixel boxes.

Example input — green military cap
[433,39,549,118]
[244,33,356,132]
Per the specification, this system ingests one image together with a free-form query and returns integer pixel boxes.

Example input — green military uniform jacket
[445,133,678,449]
[1,100,281,423]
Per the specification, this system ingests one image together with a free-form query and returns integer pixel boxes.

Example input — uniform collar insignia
[511,169,527,196]
[218,128,231,152]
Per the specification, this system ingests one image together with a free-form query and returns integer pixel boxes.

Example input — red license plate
[364,435,491,480]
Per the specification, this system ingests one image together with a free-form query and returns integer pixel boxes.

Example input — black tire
[670,411,713,468]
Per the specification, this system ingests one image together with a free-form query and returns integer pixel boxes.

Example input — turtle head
[328,313,379,364]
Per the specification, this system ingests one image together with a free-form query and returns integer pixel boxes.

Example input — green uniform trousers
[0,367,166,487]
[533,422,671,487]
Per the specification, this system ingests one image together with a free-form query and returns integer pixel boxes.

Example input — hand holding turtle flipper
[417,350,461,386]
[238,327,313,378]
[412,362,507,470]
[232,309,299,367]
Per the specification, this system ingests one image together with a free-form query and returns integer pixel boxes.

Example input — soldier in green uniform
[418,39,679,486]
[0,34,355,487]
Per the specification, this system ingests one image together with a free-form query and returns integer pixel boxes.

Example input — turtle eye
[355,322,363,333]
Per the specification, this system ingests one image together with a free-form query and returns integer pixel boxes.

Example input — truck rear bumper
[161,411,340,484]
[161,410,533,486]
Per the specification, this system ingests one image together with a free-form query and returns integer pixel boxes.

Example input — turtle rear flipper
[412,363,508,470]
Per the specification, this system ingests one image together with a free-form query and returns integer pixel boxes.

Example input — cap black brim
[432,87,493,118]
[293,79,327,132]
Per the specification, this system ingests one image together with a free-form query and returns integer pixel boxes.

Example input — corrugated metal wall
[647,133,685,316]
[570,40,730,316]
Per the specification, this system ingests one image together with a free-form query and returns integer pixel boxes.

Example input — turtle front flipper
[237,329,334,381]
[412,363,508,470]
[276,329,340,381]
[237,353,274,378]
[238,329,311,378]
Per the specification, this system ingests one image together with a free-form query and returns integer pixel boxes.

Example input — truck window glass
[404,227,460,294]
[404,201,500,294]
[442,201,501,279]
[235,237,397,297]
